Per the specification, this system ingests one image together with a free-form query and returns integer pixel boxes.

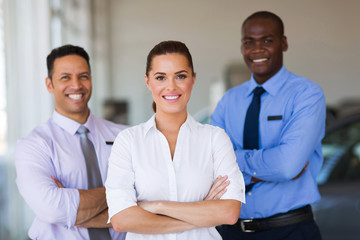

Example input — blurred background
[0,0,360,239]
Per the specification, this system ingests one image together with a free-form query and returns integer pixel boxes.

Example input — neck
[56,108,90,124]
[155,110,187,133]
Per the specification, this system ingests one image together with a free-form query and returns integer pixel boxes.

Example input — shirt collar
[52,110,95,136]
[143,113,197,138]
[247,65,289,97]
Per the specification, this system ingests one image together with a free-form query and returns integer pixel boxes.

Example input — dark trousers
[217,219,322,240]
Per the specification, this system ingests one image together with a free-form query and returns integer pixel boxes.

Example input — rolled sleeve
[212,128,246,203]
[105,130,137,222]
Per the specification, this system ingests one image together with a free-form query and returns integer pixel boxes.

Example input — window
[0,0,6,155]
[318,119,360,184]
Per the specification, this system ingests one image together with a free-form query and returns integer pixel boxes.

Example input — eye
[60,75,70,81]
[155,76,165,81]
[79,75,89,80]
[176,74,187,80]
[243,40,254,47]
[263,39,273,44]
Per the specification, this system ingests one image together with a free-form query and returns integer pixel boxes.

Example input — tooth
[253,58,267,63]
[164,95,179,100]
[69,94,82,100]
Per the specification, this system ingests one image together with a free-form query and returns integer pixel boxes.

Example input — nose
[166,78,177,90]
[71,77,82,89]
[252,40,264,53]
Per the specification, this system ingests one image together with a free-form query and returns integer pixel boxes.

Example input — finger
[214,188,228,200]
[212,175,228,190]
[207,180,230,200]
[217,180,230,193]
[51,176,64,188]
[304,161,309,170]
[205,176,230,200]
[213,180,230,199]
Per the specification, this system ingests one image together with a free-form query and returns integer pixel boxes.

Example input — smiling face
[46,54,92,123]
[241,17,288,84]
[145,53,195,117]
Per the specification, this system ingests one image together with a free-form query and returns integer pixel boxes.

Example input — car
[312,111,360,240]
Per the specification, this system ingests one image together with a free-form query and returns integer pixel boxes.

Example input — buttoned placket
[156,127,180,240]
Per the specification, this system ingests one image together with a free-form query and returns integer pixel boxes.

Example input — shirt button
[248,192,252,196]
[253,172,256,175]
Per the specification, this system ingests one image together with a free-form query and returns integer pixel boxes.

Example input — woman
[105,40,245,239]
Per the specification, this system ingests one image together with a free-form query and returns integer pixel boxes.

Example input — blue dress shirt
[211,66,326,219]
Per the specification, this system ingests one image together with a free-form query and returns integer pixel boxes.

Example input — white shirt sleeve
[212,127,246,203]
[105,129,138,222]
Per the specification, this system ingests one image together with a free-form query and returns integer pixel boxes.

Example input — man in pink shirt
[15,44,127,240]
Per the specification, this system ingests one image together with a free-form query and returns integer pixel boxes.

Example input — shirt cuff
[66,188,80,228]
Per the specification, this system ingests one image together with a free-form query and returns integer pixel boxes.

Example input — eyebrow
[175,70,188,74]
[153,70,188,76]
[59,71,90,76]
[153,72,165,76]
[242,34,274,40]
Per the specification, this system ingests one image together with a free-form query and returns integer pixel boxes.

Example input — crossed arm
[52,177,110,228]
[212,87,326,184]
[53,175,232,231]
[110,176,241,234]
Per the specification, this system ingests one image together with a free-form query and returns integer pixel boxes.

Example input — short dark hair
[145,40,194,112]
[145,40,194,77]
[46,44,91,79]
[242,11,284,36]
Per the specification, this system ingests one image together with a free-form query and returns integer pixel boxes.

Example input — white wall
[109,0,360,124]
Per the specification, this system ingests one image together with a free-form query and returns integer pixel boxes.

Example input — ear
[282,36,288,52]
[240,44,245,56]
[46,77,54,93]
[192,72,196,86]
[145,74,152,91]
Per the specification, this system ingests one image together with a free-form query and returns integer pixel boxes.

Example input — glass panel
[318,120,360,184]
[0,0,7,155]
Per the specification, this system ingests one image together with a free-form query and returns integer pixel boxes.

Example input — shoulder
[286,71,324,95]
[191,118,230,141]
[214,82,249,114]
[92,115,129,137]
[15,120,54,157]
[19,119,54,143]
[114,122,146,143]
[222,81,249,99]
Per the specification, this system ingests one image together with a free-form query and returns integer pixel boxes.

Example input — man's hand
[251,161,310,182]
[51,176,110,228]
[292,161,309,180]
[51,176,64,188]
[204,175,229,200]
[78,209,112,228]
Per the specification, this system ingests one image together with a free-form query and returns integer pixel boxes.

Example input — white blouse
[106,114,245,240]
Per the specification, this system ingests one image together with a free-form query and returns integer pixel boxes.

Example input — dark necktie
[243,87,265,150]
[78,126,111,240]
[243,87,265,193]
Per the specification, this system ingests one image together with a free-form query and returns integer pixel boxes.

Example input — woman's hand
[204,175,229,200]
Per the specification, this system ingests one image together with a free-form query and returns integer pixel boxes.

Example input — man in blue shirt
[211,11,325,240]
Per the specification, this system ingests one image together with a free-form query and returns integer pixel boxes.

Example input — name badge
[267,115,283,121]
